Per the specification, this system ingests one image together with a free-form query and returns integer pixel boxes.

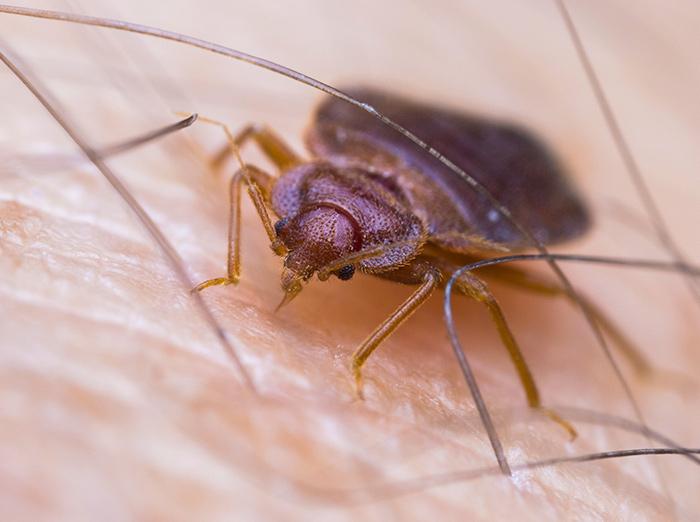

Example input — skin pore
[1,1,699,519]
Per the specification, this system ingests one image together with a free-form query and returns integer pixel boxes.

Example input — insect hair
[0,2,697,514]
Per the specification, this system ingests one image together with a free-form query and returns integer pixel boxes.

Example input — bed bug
[195,86,647,436]
[2,3,699,519]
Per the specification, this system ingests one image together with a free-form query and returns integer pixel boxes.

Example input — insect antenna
[0,43,255,391]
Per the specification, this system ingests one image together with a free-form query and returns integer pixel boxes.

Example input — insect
[193,86,652,438]
[1,2,700,516]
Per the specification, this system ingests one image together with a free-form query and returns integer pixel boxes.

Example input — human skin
[1,1,699,520]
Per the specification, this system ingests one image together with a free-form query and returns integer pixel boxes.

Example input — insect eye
[335,265,355,281]
[274,217,289,236]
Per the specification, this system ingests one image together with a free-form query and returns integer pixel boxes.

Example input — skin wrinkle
[1,1,699,520]
[4,285,211,365]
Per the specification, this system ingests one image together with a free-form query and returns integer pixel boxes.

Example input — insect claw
[191,276,238,293]
[274,292,294,312]
[352,367,366,401]
[274,295,287,312]
[543,408,578,441]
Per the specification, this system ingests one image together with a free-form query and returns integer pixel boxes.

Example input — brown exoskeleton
[196,87,647,436]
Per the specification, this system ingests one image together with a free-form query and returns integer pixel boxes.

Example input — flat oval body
[305,87,590,250]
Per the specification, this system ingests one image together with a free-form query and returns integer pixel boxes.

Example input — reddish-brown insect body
[201,86,602,434]
[277,87,590,286]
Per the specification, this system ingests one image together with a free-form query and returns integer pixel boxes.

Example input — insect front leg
[193,164,284,292]
[191,116,302,293]
[351,269,440,399]
[455,271,577,440]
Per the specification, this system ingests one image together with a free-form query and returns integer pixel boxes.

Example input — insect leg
[483,264,651,376]
[193,164,284,292]
[455,271,577,439]
[351,270,439,399]
[209,122,301,171]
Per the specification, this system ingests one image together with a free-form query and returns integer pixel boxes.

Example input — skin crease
[1,0,699,520]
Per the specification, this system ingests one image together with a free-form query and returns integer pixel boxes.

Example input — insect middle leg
[209,122,300,172]
[455,271,577,439]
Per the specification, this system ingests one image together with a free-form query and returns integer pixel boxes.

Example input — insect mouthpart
[277,267,304,311]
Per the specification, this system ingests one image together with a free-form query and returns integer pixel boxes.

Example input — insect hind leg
[483,264,652,376]
[455,270,577,440]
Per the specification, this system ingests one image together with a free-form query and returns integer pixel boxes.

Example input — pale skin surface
[1,1,700,520]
